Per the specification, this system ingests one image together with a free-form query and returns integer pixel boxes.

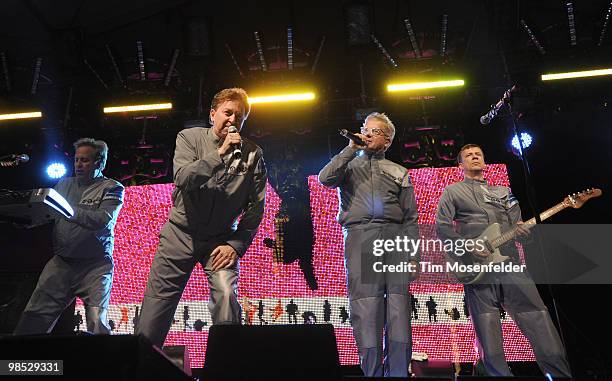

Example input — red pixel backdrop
[76,164,535,367]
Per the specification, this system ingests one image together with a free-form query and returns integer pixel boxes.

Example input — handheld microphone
[339,129,366,146]
[0,154,29,167]
[13,154,29,163]
[228,126,242,158]
[480,85,517,125]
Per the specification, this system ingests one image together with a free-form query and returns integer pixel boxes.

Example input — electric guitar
[455,188,602,284]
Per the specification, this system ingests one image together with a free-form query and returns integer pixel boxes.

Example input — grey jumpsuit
[436,177,571,377]
[14,176,124,335]
[136,127,266,348]
[319,146,419,377]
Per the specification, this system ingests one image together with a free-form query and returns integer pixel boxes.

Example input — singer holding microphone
[136,88,267,348]
[319,112,419,377]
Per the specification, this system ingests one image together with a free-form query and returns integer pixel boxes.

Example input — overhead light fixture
[248,92,316,104]
[541,68,612,81]
[387,79,464,92]
[103,103,172,114]
[0,111,43,121]
[520,19,546,55]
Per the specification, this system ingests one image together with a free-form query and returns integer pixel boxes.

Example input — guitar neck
[490,201,568,249]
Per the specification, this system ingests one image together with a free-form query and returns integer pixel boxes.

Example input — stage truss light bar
[1,51,11,92]
[371,34,398,68]
[440,14,448,57]
[248,92,316,104]
[103,103,172,114]
[403,19,421,58]
[311,36,326,75]
[164,49,180,87]
[106,44,124,87]
[31,57,42,95]
[287,27,294,70]
[541,68,612,81]
[254,31,267,72]
[599,1,612,46]
[520,19,546,55]
[0,111,42,121]
[387,80,464,92]
[567,2,577,46]
[136,40,146,81]
[225,43,244,77]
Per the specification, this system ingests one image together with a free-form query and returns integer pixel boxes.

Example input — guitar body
[444,188,601,285]
[468,223,509,284]
[447,223,509,284]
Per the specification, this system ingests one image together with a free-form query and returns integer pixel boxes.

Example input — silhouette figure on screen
[183,305,191,331]
[270,300,284,322]
[241,297,256,325]
[445,307,461,321]
[133,306,140,331]
[302,311,317,324]
[410,293,420,320]
[258,300,267,325]
[463,296,470,319]
[194,319,206,331]
[73,311,83,331]
[108,319,115,332]
[426,296,438,323]
[286,299,298,324]
[323,300,332,323]
[117,306,129,330]
[339,306,349,324]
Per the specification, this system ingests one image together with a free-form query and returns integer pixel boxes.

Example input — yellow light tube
[541,68,612,81]
[103,103,172,113]
[387,80,465,92]
[248,92,316,104]
[0,111,42,121]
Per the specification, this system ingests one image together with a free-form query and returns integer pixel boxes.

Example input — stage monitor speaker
[204,324,341,380]
[455,377,570,381]
[412,359,455,377]
[0,334,191,381]
[163,345,191,376]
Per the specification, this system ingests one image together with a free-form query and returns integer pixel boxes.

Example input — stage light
[371,34,398,68]
[46,162,67,179]
[520,19,546,55]
[567,2,577,46]
[511,132,533,154]
[248,92,316,104]
[103,103,172,113]
[598,1,612,46]
[387,80,464,92]
[541,68,612,81]
[254,31,267,72]
[403,19,421,58]
[0,111,42,121]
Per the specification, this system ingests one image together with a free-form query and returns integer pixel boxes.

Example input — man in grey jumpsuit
[319,112,418,377]
[436,144,571,377]
[136,88,267,348]
[14,138,124,335]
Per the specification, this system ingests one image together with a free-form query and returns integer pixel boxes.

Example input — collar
[76,175,103,187]
[208,127,222,146]
[358,150,385,160]
[462,177,487,185]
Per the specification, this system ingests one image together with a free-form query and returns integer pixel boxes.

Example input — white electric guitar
[456,188,602,284]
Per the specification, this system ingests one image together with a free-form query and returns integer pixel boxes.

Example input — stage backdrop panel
[75,164,535,368]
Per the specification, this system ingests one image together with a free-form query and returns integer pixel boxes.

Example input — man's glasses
[360,127,388,137]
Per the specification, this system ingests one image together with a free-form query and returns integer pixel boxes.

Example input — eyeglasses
[360,127,388,137]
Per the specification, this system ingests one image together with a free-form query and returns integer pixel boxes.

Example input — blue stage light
[46,162,67,179]
[511,132,533,154]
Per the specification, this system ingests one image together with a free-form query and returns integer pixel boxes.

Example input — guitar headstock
[564,188,602,209]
